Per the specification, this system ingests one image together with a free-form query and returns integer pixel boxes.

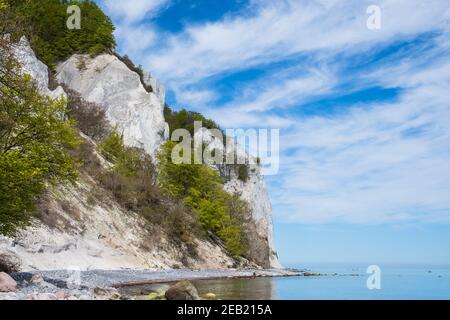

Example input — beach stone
[165,281,199,300]
[137,292,166,300]
[94,287,121,300]
[0,250,21,273]
[201,292,217,300]
[28,293,58,300]
[31,274,44,285]
[55,290,68,300]
[0,292,17,300]
[0,272,17,292]
[147,283,170,294]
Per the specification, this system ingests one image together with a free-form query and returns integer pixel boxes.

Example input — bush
[158,141,249,257]
[164,105,221,136]
[237,164,249,182]
[64,86,109,141]
[96,133,199,246]
[0,51,79,236]
[98,129,125,162]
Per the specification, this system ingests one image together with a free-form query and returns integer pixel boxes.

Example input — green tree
[0,46,79,235]
[158,141,249,257]
[98,129,125,163]
[164,105,221,136]
[6,0,116,69]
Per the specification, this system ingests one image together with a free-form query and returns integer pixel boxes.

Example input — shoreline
[24,268,306,289]
[3,268,355,300]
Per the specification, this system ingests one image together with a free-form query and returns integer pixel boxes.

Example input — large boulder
[165,281,200,300]
[0,250,21,273]
[0,272,17,292]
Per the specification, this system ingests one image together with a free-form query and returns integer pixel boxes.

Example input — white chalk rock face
[56,54,168,155]
[225,171,282,269]
[13,37,66,100]
[196,129,281,268]
[8,39,280,269]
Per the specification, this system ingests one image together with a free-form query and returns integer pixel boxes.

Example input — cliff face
[198,129,281,268]
[225,173,281,268]
[56,54,168,155]
[1,39,280,270]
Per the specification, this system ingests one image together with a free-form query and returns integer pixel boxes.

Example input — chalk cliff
[0,39,280,270]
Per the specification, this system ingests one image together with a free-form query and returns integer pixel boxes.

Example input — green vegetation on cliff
[164,105,221,136]
[5,0,115,69]
[0,6,80,235]
[0,1,254,263]
[158,141,249,257]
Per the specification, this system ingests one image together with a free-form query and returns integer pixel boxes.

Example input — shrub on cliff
[158,141,249,257]
[97,132,199,246]
[0,35,79,236]
[64,86,109,141]
[164,105,221,136]
[6,0,116,69]
[98,129,125,163]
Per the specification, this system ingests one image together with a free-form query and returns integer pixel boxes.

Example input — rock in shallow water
[94,287,121,300]
[0,272,17,292]
[201,292,217,300]
[165,281,200,300]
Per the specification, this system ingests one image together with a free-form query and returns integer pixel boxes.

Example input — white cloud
[272,57,450,224]
[103,0,450,225]
[114,24,157,56]
[175,88,217,106]
[101,0,169,24]
[145,0,450,85]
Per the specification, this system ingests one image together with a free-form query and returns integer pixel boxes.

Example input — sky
[95,0,450,267]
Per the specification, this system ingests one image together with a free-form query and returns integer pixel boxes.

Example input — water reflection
[192,277,275,300]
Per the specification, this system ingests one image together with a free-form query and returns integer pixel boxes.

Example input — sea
[192,264,450,300]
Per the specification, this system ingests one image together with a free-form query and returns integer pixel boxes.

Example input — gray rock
[0,292,17,300]
[28,293,58,300]
[0,250,21,273]
[165,281,199,300]
[31,274,44,285]
[94,287,121,300]
[0,272,17,292]
[55,290,68,300]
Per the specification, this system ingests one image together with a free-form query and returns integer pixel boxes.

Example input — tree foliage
[98,128,125,163]
[164,105,221,136]
[0,29,79,235]
[158,141,249,257]
[5,0,116,69]
[96,131,198,245]
[64,86,109,141]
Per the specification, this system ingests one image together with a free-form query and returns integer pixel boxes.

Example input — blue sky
[95,0,450,266]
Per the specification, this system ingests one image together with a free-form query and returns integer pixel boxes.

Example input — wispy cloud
[101,0,170,24]
[145,0,450,84]
[99,0,450,225]
[98,0,171,56]
[272,52,450,224]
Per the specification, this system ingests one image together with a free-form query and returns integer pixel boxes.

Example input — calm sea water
[192,265,450,300]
